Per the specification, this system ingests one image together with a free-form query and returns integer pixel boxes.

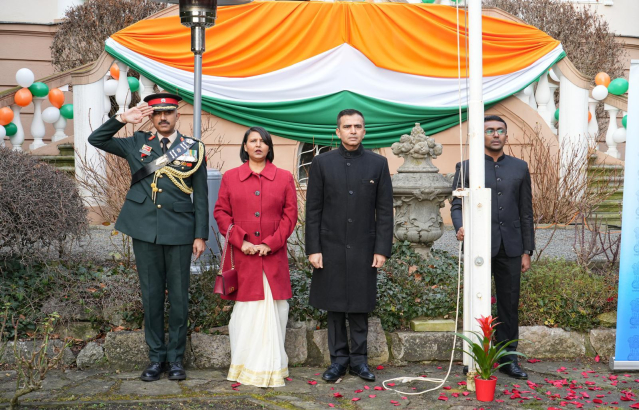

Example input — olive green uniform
[88,117,208,363]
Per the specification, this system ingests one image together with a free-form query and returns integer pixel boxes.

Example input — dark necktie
[161,138,170,154]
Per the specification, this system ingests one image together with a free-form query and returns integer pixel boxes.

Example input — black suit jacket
[450,154,534,258]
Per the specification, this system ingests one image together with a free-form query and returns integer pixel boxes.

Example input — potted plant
[455,315,526,402]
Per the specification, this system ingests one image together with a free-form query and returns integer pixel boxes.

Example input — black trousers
[327,311,368,367]
[492,241,522,362]
[132,239,192,363]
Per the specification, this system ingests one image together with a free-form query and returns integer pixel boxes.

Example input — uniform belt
[130,137,198,187]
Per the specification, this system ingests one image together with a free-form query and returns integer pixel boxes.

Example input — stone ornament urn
[391,123,452,257]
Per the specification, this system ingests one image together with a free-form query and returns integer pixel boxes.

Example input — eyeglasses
[485,128,506,137]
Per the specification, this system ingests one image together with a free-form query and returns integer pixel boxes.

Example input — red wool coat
[213,161,298,301]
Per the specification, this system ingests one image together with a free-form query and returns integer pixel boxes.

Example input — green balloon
[554,108,559,121]
[127,77,140,93]
[28,82,49,98]
[608,78,629,96]
[622,115,627,129]
[60,104,73,120]
[421,0,436,3]
[4,123,17,137]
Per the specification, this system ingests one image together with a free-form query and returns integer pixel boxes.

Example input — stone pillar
[391,123,452,257]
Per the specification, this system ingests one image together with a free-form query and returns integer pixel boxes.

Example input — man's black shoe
[349,363,375,382]
[322,363,347,382]
[140,362,166,382]
[499,362,528,380]
[168,361,187,380]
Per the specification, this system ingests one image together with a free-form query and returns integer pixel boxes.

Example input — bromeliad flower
[476,315,499,353]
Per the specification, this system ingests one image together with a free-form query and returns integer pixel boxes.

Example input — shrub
[375,243,462,331]
[519,259,617,331]
[0,149,87,260]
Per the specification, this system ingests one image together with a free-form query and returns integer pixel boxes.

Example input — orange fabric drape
[110,2,560,78]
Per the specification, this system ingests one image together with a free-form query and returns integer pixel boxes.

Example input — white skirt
[227,272,289,387]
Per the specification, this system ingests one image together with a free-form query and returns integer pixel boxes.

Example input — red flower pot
[475,375,497,402]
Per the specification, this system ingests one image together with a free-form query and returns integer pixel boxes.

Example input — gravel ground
[67,224,620,263]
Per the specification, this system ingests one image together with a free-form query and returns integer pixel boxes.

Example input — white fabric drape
[107,39,564,108]
[227,273,289,387]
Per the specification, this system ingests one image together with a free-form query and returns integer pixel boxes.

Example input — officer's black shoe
[349,364,375,382]
[499,362,528,380]
[168,361,187,380]
[322,363,347,382]
[140,362,166,382]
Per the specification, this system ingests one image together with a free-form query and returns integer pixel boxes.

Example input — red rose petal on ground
[631,404,639,409]
[593,399,603,404]
[390,400,399,404]
[437,366,442,369]
[231,383,241,387]
[286,377,292,381]
[374,386,384,391]
[458,381,467,386]
[314,373,321,376]
[333,393,343,398]
[388,383,396,387]
[527,358,541,363]
[443,386,452,390]
[462,392,470,396]
[496,399,505,403]
[438,395,448,401]
[307,380,318,385]
[351,398,360,402]
[452,393,459,397]
[595,355,600,362]
[328,404,335,408]
[369,394,376,398]
[364,385,370,390]
[376,365,384,370]
[402,397,408,400]
[354,389,363,393]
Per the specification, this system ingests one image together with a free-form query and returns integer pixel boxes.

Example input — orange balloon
[14,88,32,107]
[110,63,120,80]
[588,111,592,123]
[48,88,65,109]
[595,72,611,87]
[0,107,13,126]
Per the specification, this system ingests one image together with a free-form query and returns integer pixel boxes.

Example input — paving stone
[116,378,182,397]
[111,371,142,380]
[76,341,105,369]
[519,326,586,358]
[390,331,462,362]
[179,379,210,388]
[184,369,227,380]
[590,328,616,359]
[64,378,116,396]
[2,340,75,366]
[190,333,231,368]
[0,381,15,392]
[285,327,307,365]
[62,369,109,382]
[274,394,301,401]
[306,329,330,366]
[104,331,194,370]
[41,376,73,390]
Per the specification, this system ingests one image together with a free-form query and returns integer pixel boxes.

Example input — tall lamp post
[152,0,250,139]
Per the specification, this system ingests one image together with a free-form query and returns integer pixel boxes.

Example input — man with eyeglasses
[450,115,535,380]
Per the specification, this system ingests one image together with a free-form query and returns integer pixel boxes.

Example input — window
[297,143,333,186]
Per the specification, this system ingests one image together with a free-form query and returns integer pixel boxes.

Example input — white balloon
[592,85,609,101]
[613,127,627,144]
[42,107,61,124]
[15,68,35,88]
[104,79,118,96]
[0,125,6,139]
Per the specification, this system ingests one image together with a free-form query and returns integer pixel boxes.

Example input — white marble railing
[512,63,628,160]
[4,60,155,153]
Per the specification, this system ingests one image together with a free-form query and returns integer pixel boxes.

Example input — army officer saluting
[88,93,208,382]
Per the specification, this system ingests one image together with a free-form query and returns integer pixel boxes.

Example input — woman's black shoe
[140,362,166,382]
[322,363,347,382]
[168,362,187,380]
[349,363,375,381]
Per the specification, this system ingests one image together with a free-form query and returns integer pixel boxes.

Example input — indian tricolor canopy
[107,1,564,147]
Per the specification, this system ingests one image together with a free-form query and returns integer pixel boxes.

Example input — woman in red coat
[214,126,298,388]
